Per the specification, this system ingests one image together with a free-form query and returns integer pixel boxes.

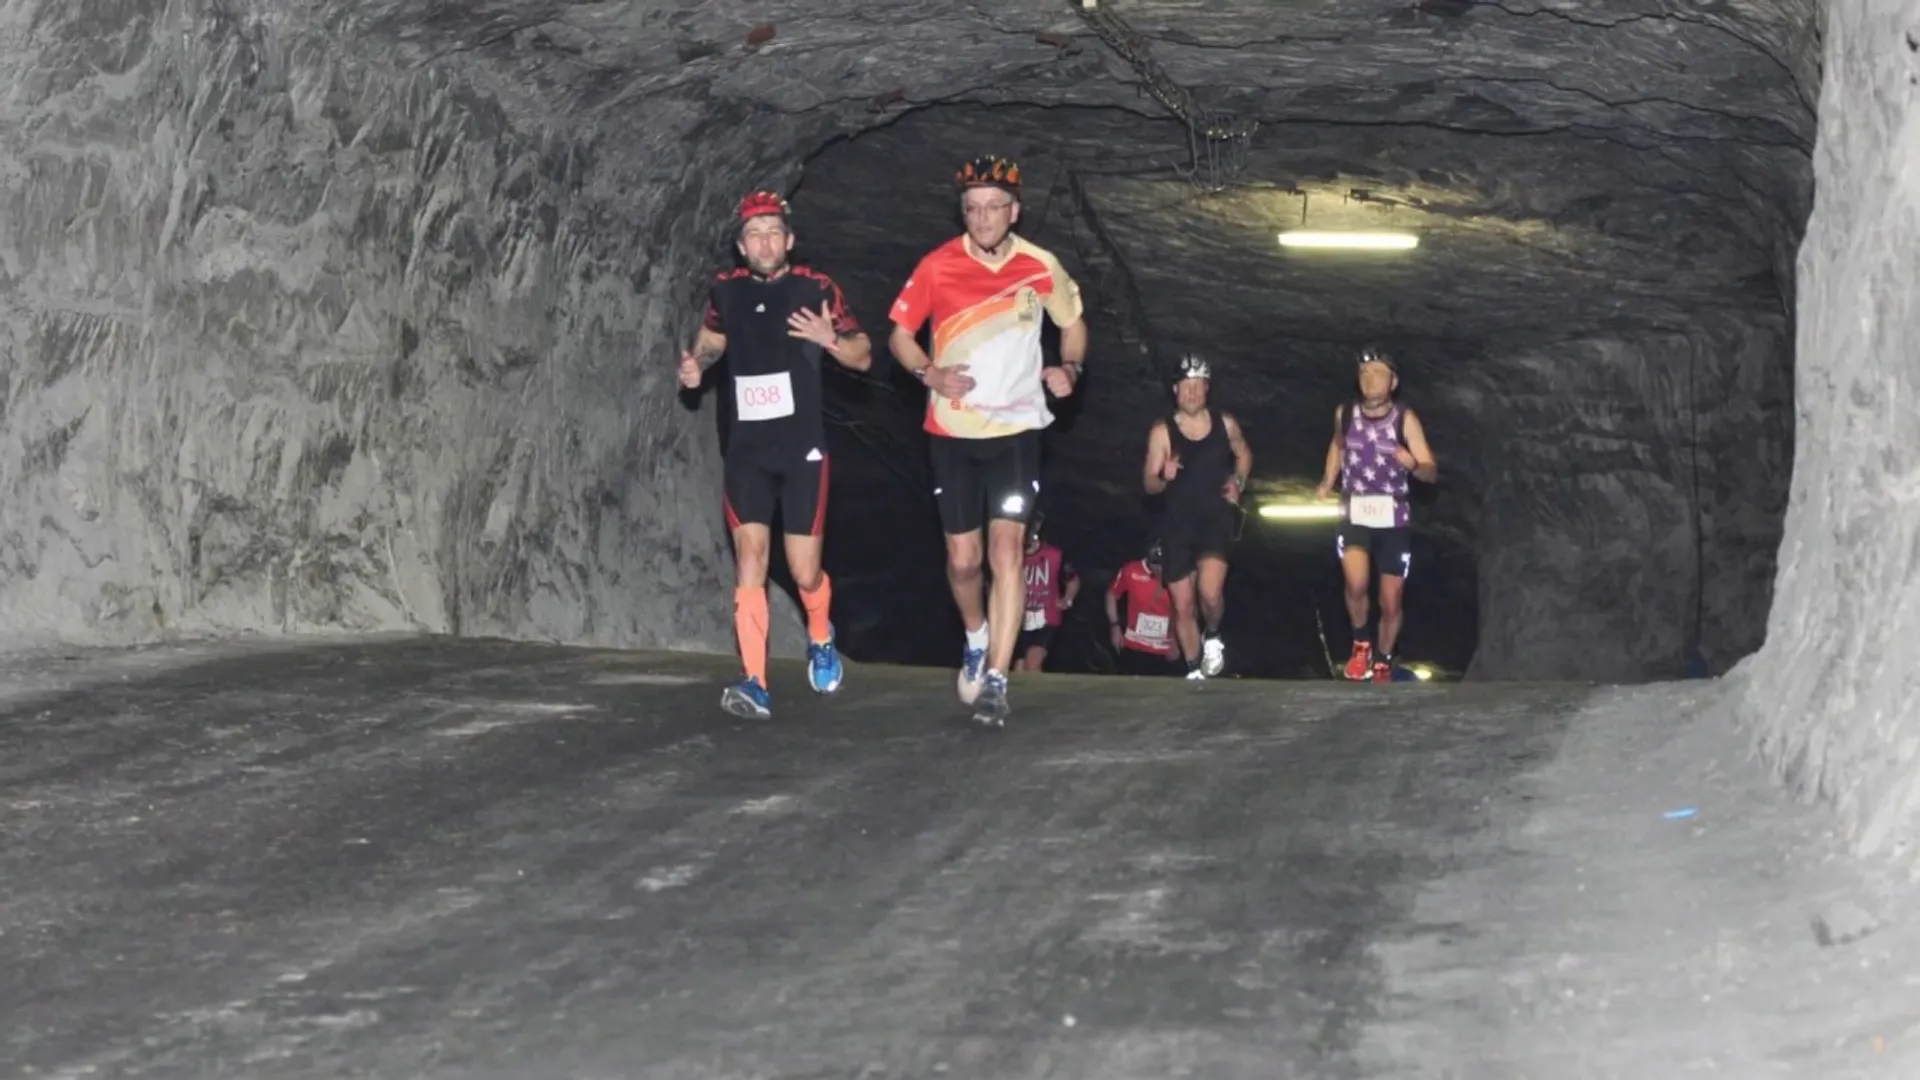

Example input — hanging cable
[1070,0,1259,192]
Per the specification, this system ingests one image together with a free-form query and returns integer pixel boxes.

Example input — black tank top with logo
[702,265,860,456]
[1164,407,1235,515]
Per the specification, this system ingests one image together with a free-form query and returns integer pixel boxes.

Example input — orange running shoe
[1343,641,1373,680]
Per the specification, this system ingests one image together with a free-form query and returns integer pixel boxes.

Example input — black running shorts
[928,431,1041,536]
[724,447,829,536]
[1160,502,1236,583]
[1016,623,1057,655]
[1336,523,1412,579]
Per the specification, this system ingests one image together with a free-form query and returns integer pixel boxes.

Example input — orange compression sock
[800,574,834,644]
[735,585,769,685]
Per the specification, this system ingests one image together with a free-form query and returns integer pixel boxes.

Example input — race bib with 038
[735,371,795,422]
[1348,494,1397,529]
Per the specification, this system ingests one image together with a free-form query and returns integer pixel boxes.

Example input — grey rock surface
[0,1,813,657]
[1723,0,1920,860]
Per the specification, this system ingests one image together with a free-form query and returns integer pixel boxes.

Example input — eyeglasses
[963,201,1014,217]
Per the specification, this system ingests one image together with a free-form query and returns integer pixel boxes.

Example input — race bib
[1349,494,1397,529]
[1134,613,1169,641]
[735,371,795,422]
[1023,607,1047,631]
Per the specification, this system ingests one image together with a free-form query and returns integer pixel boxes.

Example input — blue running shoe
[808,627,844,694]
[971,670,1010,727]
[957,641,987,704]
[721,676,771,719]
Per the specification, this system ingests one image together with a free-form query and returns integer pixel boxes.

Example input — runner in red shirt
[1105,542,1186,677]
[1015,511,1079,672]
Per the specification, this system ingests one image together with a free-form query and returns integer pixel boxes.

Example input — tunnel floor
[0,638,1913,1079]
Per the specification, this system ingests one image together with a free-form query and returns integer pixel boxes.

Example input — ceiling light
[1257,502,1344,522]
[1277,231,1419,250]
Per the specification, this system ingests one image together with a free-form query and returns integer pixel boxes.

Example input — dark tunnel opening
[744,99,1794,684]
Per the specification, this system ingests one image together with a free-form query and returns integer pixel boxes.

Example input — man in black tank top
[679,191,873,720]
[1141,353,1253,679]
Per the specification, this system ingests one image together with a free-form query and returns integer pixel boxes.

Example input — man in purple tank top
[1314,346,1438,683]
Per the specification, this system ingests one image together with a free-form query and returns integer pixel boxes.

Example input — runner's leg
[733,524,772,685]
[929,436,989,702]
[721,454,776,717]
[1197,555,1229,636]
[986,518,1027,676]
[1167,573,1202,674]
[1373,528,1413,678]
[780,453,833,638]
[1196,544,1230,675]
[1337,525,1375,679]
[973,433,1041,723]
[1161,523,1204,673]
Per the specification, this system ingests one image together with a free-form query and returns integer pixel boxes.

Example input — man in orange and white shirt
[888,154,1089,728]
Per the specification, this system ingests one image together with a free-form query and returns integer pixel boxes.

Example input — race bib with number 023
[1348,494,1398,529]
[1134,613,1170,641]
[735,371,796,422]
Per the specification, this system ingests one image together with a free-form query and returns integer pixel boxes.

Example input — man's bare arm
[1402,408,1439,482]
[889,323,933,378]
[1317,406,1344,492]
[1142,421,1172,495]
[1058,318,1088,367]
[1224,413,1254,489]
[829,332,873,372]
[690,326,726,369]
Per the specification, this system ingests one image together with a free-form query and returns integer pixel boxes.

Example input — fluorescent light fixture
[1404,664,1435,682]
[1278,231,1419,250]
[1257,502,1344,522]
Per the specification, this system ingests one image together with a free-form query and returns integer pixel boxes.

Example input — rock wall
[1469,317,1793,681]
[1727,0,1920,859]
[0,2,804,656]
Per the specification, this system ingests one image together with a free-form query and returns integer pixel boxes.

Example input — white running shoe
[1201,635,1226,677]
[958,641,987,704]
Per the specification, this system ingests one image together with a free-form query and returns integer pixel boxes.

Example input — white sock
[966,622,989,651]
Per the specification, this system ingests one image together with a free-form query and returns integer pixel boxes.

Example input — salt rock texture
[1725,0,1920,859]
[0,1,817,657]
[1470,319,1793,681]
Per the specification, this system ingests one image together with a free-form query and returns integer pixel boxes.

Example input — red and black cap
[736,190,790,223]
[955,155,1021,193]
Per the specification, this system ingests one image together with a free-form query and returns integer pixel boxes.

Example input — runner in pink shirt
[1015,512,1079,672]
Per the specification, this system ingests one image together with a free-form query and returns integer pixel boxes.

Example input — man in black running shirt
[1140,353,1253,680]
[680,191,871,720]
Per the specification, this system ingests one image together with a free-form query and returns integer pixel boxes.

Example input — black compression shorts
[1336,523,1411,578]
[928,431,1041,535]
[724,446,829,536]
